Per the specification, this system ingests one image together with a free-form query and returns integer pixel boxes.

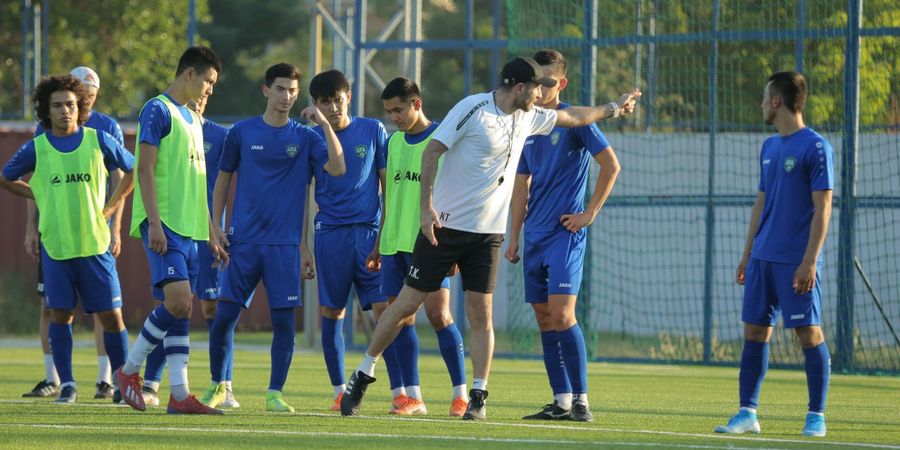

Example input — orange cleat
[330,392,344,412]
[116,368,146,411]
[166,394,224,415]
[449,397,468,417]
[388,394,409,414]
[392,396,427,415]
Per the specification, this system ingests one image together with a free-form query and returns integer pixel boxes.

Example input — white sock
[170,383,190,401]
[334,384,346,397]
[555,393,573,409]
[357,353,379,377]
[391,387,406,398]
[122,334,159,375]
[146,380,161,392]
[407,385,422,400]
[97,356,111,384]
[225,380,233,391]
[472,378,487,391]
[808,411,824,417]
[165,335,190,401]
[452,384,466,399]
[61,381,76,389]
[740,406,757,414]
[44,354,60,385]
[574,393,588,407]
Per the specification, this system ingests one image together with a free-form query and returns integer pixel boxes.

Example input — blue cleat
[802,412,826,437]
[714,409,761,434]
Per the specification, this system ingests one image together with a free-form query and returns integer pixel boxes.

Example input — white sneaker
[221,389,240,408]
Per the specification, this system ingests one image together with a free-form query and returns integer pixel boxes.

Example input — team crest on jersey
[550,131,560,146]
[784,156,797,173]
[286,144,299,158]
[355,144,367,158]
[204,141,212,153]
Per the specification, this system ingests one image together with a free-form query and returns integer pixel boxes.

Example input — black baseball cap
[501,57,558,88]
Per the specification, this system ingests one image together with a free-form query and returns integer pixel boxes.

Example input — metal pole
[351,0,365,116]
[490,0,500,86]
[32,0,41,85]
[464,0,473,96]
[304,1,323,350]
[411,0,422,85]
[188,0,196,46]
[702,0,721,364]
[581,0,598,106]
[795,0,806,73]
[22,0,32,119]
[40,0,47,76]
[646,0,658,131]
[836,0,862,372]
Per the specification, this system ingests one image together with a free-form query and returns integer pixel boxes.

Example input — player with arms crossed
[203,63,345,413]
[714,71,834,437]
[116,46,229,415]
[506,49,620,422]
[342,56,639,420]
[372,77,468,416]
[1,74,135,404]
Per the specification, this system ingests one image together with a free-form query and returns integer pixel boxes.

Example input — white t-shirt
[430,92,557,234]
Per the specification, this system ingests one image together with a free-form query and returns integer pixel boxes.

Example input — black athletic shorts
[405,227,503,294]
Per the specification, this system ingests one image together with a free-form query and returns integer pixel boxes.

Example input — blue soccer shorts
[139,220,199,301]
[742,257,823,329]
[523,228,587,303]
[194,241,222,300]
[41,246,122,314]
[315,224,386,311]
[219,242,302,309]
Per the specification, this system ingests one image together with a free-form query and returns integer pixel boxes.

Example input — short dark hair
[309,69,351,101]
[33,75,89,130]
[533,49,567,76]
[767,71,807,113]
[175,46,222,77]
[381,77,420,102]
[265,63,302,87]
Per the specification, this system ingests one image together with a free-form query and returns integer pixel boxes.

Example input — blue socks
[383,341,404,390]
[48,322,74,385]
[559,324,588,394]
[144,344,166,383]
[321,317,346,386]
[803,342,830,413]
[739,340,769,409]
[103,329,129,374]
[210,300,242,383]
[436,323,466,386]
[541,330,571,395]
[269,308,296,391]
[395,325,420,387]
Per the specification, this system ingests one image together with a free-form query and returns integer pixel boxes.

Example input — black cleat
[22,380,60,398]
[569,399,594,422]
[340,371,376,416]
[462,389,488,420]
[54,385,77,403]
[113,388,122,404]
[522,400,571,420]
[95,381,115,399]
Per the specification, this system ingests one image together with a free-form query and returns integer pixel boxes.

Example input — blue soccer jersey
[312,117,387,228]
[517,103,610,232]
[3,127,134,181]
[35,110,124,145]
[202,118,229,211]
[751,127,834,265]
[218,116,326,245]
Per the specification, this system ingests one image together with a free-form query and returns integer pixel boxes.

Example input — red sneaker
[116,368,146,411]
[167,394,224,415]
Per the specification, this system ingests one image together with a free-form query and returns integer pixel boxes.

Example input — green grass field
[1,335,898,449]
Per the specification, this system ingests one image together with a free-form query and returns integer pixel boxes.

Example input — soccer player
[23,66,127,400]
[374,77,468,416]
[0,74,135,404]
[203,63,345,413]
[505,50,620,422]
[115,46,228,415]
[342,56,639,419]
[306,69,390,411]
[138,94,234,409]
[715,72,834,437]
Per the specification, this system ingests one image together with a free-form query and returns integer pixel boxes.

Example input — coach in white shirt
[342,56,640,420]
